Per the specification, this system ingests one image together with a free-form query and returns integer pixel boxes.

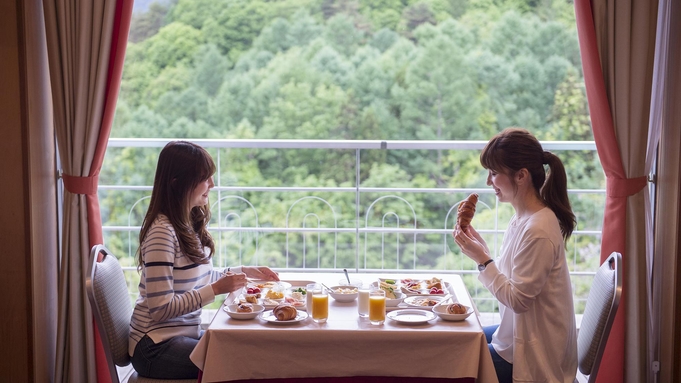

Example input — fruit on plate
[429,287,444,295]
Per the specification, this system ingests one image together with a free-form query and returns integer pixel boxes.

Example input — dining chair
[575,251,623,383]
[86,244,196,383]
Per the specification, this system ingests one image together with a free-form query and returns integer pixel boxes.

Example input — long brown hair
[137,141,216,268]
[480,128,576,241]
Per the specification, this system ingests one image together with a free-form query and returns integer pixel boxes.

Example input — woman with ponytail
[453,128,577,383]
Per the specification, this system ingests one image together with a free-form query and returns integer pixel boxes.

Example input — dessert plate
[259,310,308,324]
[387,309,436,324]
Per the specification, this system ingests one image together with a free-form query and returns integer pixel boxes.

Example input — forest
[101,0,604,311]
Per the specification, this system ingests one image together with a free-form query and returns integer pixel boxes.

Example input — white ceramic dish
[259,309,308,324]
[403,295,444,307]
[401,281,450,296]
[224,304,265,320]
[385,292,406,307]
[432,304,473,321]
[260,298,285,310]
[248,280,292,290]
[328,285,359,302]
[337,278,364,288]
[387,309,436,324]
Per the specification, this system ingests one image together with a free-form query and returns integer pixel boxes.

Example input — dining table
[190,272,499,383]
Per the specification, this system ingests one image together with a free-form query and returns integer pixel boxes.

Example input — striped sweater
[128,214,221,356]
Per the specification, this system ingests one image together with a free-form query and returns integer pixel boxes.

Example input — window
[102,0,604,318]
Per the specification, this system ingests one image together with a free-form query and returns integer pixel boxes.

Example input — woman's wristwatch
[477,259,494,271]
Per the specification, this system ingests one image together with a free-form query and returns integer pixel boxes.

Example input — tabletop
[190,272,498,383]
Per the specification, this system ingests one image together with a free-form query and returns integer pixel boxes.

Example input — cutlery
[432,294,452,308]
[343,268,351,285]
[321,283,335,293]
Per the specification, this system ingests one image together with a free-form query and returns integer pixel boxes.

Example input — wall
[0,0,58,382]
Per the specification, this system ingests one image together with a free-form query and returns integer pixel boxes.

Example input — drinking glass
[306,283,318,314]
[369,289,386,325]
[311,287,329,323]
[357,285,370,317]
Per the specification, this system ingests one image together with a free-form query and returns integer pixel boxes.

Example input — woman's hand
[211,272,247,295]
[453,224,491,265]
[243,266,280,281]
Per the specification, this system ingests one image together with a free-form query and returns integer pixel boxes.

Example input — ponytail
[541,151,576,241]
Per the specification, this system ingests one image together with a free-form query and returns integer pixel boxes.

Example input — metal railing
[101,138,603,317]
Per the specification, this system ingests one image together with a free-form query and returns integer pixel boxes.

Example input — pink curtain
[575,0,658,382]
[43,0,133,381]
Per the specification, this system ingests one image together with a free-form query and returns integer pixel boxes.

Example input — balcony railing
[100,138,603,322]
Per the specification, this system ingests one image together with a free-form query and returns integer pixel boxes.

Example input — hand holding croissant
[457,193,478,229]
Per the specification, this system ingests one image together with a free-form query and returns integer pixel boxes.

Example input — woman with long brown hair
[129,141,278,379]
[454,128,578,383]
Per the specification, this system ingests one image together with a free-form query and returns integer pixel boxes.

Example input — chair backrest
[86,244,134,383]
[576,251,623,382]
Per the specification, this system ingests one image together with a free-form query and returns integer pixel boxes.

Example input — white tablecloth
[190,273,498,383]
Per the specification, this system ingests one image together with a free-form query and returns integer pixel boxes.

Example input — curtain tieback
[606,175,647,198]
[62,173,99,195]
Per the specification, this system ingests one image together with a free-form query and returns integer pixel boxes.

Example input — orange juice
[369,295,386,324]
[312,293,328,323]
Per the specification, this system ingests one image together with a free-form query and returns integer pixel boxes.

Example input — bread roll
[457,193,479,229]
[237,303,253,313]
[446,303,467,315]
[273,302,297,321]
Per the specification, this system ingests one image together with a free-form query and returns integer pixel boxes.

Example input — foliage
[104,0,602,314]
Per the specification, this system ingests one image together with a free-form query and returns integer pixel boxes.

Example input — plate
[248,280,292,290]
[387,309,436,324]
[260,309,308,324]
[224,304,265,320]
[403,295,444,307]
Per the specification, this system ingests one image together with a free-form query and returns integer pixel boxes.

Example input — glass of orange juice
[369,289,386,325]
[311,288,328,323]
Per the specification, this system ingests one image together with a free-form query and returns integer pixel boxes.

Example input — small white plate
[259,309,308,324]
[387,309,436,324]
[260,298,284,310]
[224,304,265,320]
[249,281,292,290]
[403,295,444,307]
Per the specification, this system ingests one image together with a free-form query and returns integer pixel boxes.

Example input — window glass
[103,0,604,315]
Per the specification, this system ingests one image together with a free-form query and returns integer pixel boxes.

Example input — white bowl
[432,304,473,321]
[328,285,359,302]
[385,292,406,307]
[338,278,364,288]
[225,304,265,320]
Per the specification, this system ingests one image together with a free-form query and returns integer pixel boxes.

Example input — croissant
[457,193,479,229]
[446,303,468,315]
[273,302,297,321]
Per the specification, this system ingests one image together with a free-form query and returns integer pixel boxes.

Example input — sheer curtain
[43,1,133,382]
[647,1,681,382]
[575,0,658,382]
